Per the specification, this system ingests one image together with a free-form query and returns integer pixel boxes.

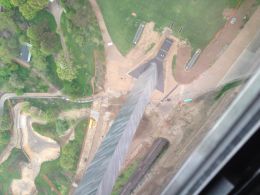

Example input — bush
[13,0,49,20]
[56,119,69,136]
[56,52,77,81]
[40,32,61,55]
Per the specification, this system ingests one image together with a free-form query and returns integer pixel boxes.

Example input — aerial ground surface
[97,0,244,54]
[0,0,259,194]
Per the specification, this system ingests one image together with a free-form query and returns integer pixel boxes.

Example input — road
[0,93,100,117]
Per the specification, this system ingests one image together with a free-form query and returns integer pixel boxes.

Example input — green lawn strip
[46,56,64,89]
[112,160,139,195]
[97,0,243,55]
[215,80,241,100]
[35,119,87,194]
[0,131,10,154]
[0,103,12,153]
[24,99,91,115]
[0,148,28,194]
[172,55,177,75]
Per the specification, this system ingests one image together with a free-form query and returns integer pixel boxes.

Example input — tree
[72,10,93,28]
[19,3,37,20]
[40,32,61,55]
[10,0,26,6]
[56,65,77,81]
[59,142,78,171]
[0,115,11,131]
[27,21,50,41]
[56,52,77,81]
[30,49,48,70]
[0,0,14,9]
[55,119,69,136]
[11,0,49,20]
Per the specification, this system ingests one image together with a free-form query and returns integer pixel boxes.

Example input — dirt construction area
[128,85,243,195]
[86,0,260,193]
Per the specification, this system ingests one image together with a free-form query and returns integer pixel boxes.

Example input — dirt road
[134,86,242,195]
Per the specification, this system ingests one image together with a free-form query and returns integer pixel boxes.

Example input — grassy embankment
[0,149,28,194]
[112,160,139,195]
[215,80,241,100]
[0,103,12,153]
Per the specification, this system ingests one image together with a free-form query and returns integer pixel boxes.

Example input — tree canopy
[56,52,77,81]
[10,0,49,20]
[0,13,20,64]
[0,0,14,9]
[27,19,61,57]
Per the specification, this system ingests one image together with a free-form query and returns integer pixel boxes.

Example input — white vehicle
[107,42,113,46]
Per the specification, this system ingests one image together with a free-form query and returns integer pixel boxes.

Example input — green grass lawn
[23,99,91,117]
[0,148,28,194]
[172,55,177,75]
[97,0,243,55]
[215,80,241,100]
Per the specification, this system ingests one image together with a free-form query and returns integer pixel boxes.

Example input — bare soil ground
[59,108,90,119]
[125,86,242,195]
[174,0,257,84]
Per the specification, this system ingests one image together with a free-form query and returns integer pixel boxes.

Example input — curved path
[0,92,99,117]
[8,103,60,194]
